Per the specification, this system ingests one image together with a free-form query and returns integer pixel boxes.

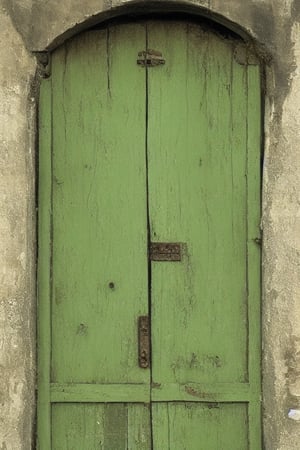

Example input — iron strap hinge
[137,49,165,67]
[138,316,150,369]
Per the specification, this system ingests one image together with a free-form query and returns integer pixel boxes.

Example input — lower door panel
[51,403,151,450]
[52,402,250,449]
[152,402,248,450]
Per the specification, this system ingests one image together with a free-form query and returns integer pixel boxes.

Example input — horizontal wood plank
[50,383,150,403]
[151,382,253,402]
[50,382,257,403]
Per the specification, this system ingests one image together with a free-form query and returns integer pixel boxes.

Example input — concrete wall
[0,0,300,448]
[0,6,36,450]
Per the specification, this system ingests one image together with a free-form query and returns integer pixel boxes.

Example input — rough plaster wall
[1,0,300,449]
[0,0,284,51]
[0,6,36,450]
[263,18,300,450]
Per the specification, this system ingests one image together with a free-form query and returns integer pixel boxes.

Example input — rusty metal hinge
[253,237,262,246]
[35,52,51,78]
[138,316,150,369]
[137,49,165,67]
[149,242,182,261]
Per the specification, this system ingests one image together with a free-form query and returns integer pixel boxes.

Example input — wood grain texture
[148,21,249,385]
[52,403,151,450]
[152,402,248,450]
[151,382,251,402]
[37,77,52,450]
[147,20,261,449]
[246,62,262,450]
[51,25,149,385]
[50,383,150,403]
[38,19,262,450]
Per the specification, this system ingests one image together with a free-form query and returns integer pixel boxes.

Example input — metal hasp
[137,49,165,67]
[138,316,150,369]
[150,242,182,261]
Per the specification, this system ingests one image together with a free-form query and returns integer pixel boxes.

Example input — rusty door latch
[137,49,165,67]
[149,242,182,261]
[138,316,150,369]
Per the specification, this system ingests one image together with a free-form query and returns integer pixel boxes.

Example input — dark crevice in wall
[292,0,300,22]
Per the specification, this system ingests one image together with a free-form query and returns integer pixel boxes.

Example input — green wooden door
[38,19,261,450]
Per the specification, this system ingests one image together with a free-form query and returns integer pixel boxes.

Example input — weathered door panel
[52,403,151,450]
[38,23,151,450]
[147,21,261,448]
[148,21,249,385]
[38,19,261,450]
[152,402,248,449]
[51,26,149,385]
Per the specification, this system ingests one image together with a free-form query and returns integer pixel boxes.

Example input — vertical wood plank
[230,44,249,383]
[152,403,170,450]
[51,25,149,385]
[52,403,106,449]
[127,403,151,449]
[147,21,249,386]
[103,404,128,449]
[37,77,52,450]
[147,20,261,449]
[247,61,262,450]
